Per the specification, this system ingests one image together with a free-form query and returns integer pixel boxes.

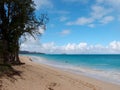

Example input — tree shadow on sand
[0,63,25,89]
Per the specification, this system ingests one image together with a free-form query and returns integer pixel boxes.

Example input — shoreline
[1,56,120,90]
[30,55,120,85]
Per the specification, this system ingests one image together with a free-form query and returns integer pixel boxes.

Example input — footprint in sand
[46,82,59,90]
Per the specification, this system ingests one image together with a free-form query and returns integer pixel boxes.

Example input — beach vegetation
[0,0,48,65]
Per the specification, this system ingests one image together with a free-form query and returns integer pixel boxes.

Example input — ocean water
[23,54,120,85]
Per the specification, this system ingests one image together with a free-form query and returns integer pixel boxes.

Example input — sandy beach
[0,56,120,90]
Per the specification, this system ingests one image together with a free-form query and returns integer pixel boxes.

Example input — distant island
[19,51,45,54]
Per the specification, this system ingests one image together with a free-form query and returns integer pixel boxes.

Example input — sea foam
[29,55,120,85]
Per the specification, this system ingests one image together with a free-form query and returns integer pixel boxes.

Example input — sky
[20,0,120,54]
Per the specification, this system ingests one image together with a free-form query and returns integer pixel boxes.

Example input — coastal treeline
[0,0,48,64]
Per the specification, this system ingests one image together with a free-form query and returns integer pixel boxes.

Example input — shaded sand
[0,56,120,90]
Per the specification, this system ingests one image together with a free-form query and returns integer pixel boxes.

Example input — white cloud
[38,26,45,34]
[66,4,114,27]
[95,0,120,22]
[67,17,94,26]
[109,41,120,50]
[60,30,70,35]
[96,0,104,3]
[40,42,56,53]
[20,36,56,53]
[50,10,70,15]
[63,0,89,4]
[74,17,93,25]
[60,16,68,22]
[20,36,41,52]
[100,16,114,24]
[91,5,112,19]
[96,0,120,8]
[88,24,95,28]
[33,0,53,10]
[20,38,120,54]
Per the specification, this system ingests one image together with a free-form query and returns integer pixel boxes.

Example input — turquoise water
[22,54,120,84]
[29,54,120,70]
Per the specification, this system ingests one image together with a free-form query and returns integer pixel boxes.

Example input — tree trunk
[10,40,21,64]
[0,40,4,64]
[15,40,21,64]
[3,40,10,64]
[0,39,21,65]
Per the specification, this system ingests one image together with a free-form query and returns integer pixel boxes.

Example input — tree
[0,0,48,64]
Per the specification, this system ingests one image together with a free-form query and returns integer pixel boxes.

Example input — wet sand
[1,56,120,90]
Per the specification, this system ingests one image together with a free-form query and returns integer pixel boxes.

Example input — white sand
[0,56,120,90]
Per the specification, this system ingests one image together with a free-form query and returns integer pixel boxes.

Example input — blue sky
[21,0,120,54]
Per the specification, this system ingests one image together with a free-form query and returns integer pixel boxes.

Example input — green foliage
[0,0,48,64]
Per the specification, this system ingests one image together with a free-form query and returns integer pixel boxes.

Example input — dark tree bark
[0,0,48,65]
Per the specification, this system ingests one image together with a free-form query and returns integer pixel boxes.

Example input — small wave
[29,55,120,85]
